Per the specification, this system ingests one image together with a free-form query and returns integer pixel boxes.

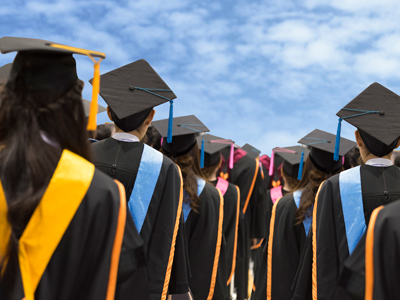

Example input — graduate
[0,37,148,300]
[153,115,225,300]
[197,134,241,292]
[293,83,400,300]
[251,145,308,298]
[91,60,190,300]
[220,142,267,300]
[254,131,355,300]
[335,201,400,300]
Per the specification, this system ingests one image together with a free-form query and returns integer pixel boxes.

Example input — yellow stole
[0,150,95,300]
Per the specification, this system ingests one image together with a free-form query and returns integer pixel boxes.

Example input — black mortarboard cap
[0,36,106,131]
[92,59,177,140]
[196,134,234,167]
[152,115,209,161]
[298,129,356,174]
[334,83,400,158]
[274,146,310,178]
[242,143,261,159]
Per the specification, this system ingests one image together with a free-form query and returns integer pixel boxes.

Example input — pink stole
[270,186,283,204]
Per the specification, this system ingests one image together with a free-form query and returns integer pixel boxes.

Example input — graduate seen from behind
[0,37,148,300]
[252,145,308,299]
[91,60,190,300]
[295,83,400,300]
[198,134,241,294]
[256,131,356,300]
[153,116,225,300]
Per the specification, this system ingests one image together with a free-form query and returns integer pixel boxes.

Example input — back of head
[95,123,113,141]
[0,52,90,288]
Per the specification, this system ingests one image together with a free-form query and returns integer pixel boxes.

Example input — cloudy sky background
[1,0,400,155]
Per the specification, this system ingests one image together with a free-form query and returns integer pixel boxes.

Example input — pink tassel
[229,144,234,169]
[161,137,164,145]
[342,156,345,165]
[269,150,275,176]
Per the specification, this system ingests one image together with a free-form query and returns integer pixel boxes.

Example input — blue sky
[2,0,400,155]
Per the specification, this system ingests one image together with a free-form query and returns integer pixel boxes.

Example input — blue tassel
[297,151,304,180]
[333,118,342,161]
[200,138,205,168]
[167,100,173,143]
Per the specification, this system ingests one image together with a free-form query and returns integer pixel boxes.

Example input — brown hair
[0,80,91,289]
[280,168,300,192]
[294,157,342,224]
[168,143,205,212]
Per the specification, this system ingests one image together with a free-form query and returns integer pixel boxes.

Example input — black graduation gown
[335,201,400,300]
[0,157,148,300]
[211,178,240,288]
[292,165,400,300]
[229,154,267,300]
[184,182,225,300]
[92,138,189,299]
[252,188,291,299]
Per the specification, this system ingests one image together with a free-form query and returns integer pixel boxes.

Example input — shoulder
[276,193,296,211]
[200,182,222,206]
[86,169,121,208]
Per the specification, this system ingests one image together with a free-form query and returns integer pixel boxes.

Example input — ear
[144,109,156,126]
[355,130,364,148]
[107,106,113,122]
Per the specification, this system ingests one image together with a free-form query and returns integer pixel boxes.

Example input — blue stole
[183,178,206,222]
[293,190,312,235]
[128,144,163,232]
[339,166,366,255]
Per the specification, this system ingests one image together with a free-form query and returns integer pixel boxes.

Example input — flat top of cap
[0,63,12,82]
[274,146,310,166]
[337,82,400,146]
[298,129,356,156]
[0,37,105,59]
[152,115,209,137]
[196,134,233,155]
[242,143,261,159]
[82,99,107,116]
[94,59,176,119]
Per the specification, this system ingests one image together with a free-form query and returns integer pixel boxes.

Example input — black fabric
[228,153,267,300]
[293,165,400,300]
[152,115,209,138]
[358,129,399,157]
[252,193,307,300]
[92,139,190,299]
[337,82,400,146]
[1,169,149,300]
[7,51,77,93]
[309,148,343,174]
[161,134,197,157]
[111,107,152,132]
[93,59,176,119]
[210,178,240,289]
[185,182,228,300]
[336,200,400,300]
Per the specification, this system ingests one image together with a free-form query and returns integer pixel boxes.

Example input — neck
[207,168,218,182]
[282,180,292,192]
[115,127,143,140]
[362,152,392,163]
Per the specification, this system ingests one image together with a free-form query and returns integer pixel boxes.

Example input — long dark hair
[0,79,91,288]
[168,143,205,212]
[294,157,341,224]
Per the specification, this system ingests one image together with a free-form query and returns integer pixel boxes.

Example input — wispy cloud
[2,0,400,153]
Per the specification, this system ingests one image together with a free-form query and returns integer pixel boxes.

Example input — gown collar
[112,132,140,142]
[365,158,393,167]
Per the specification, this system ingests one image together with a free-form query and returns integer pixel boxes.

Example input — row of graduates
[250,82,400,300]
[0,36,269,300]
